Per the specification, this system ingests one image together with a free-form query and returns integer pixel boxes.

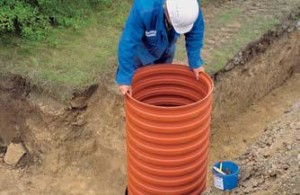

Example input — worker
[116,0,205,95]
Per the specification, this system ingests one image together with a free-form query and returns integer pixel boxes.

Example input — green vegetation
[216,8,242,26]
[209,16,280,72]
[0,0,131,101]
[0,0,110,41]
[1,0,295,102]
[175,5,283,74]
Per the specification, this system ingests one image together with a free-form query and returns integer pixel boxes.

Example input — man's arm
[116,4,144,88]
[184,3,205,74]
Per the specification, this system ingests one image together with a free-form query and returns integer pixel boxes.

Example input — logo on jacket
[145,30,157,37]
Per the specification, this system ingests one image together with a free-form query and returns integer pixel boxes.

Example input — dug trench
[0,17,299,195]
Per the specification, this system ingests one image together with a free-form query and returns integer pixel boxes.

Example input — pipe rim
[126,64,214,110]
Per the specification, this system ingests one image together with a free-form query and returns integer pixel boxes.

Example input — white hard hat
[166,0,199,34]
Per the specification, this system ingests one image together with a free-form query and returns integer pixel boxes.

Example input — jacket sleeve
[184,4,205,69]
[116,5,144,85]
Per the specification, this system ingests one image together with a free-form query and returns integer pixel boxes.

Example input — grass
[215,8,242,26]
[175,4,282,74]
[0,1,131,101]
[201,0,227,6]
[175,7,242,64]
[0,0,293,102]
[208,16,280,73]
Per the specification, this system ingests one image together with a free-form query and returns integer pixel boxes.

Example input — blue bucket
[212,161,239,191]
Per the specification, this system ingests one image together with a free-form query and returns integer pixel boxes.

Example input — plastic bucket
[212,161,239,191]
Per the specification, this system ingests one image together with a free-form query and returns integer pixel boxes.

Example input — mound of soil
[207,102,300,195]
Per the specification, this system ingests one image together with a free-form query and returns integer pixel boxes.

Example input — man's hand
[119,85,132,96]
[192,66,205,80]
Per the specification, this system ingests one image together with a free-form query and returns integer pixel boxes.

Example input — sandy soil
[207,100,300,195]
[206,73,300,194]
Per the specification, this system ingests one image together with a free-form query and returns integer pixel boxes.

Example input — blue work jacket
[116,0,205,85]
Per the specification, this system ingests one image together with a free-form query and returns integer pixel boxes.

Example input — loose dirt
[206,101,300,195]
[206,73,300,194]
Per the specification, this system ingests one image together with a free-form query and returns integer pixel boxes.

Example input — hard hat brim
[173,23,194,34]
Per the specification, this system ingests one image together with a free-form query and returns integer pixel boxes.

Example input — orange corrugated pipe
[125,64,214,195]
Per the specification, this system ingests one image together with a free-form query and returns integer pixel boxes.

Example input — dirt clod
[4,143,26,166]
[296,19,300,30]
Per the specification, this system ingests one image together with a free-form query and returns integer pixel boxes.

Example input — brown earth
[206,99,300,195]
[0,2,300,195]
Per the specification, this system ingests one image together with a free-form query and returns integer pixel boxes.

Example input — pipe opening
[131,65,212,108]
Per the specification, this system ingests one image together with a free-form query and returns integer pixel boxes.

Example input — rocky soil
[207,102,300,195]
